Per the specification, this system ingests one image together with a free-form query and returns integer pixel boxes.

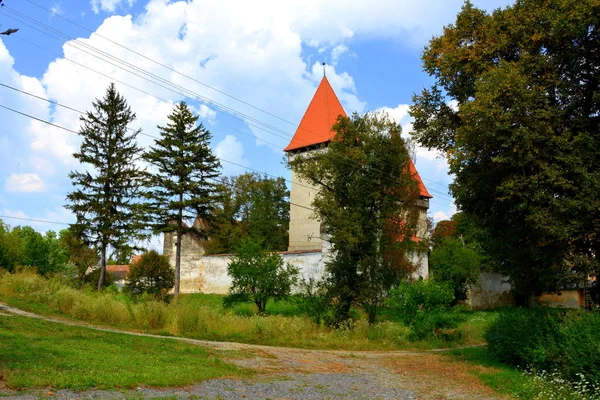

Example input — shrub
[388,278,454,325]
[388,279,465,340]
[486,308,600,384]
[429,237,480,302]
[293,277,335,326]
[224,239,298,314]
[84,267,114,288]
[124,251,174,299]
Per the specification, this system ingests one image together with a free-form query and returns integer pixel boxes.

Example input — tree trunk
[174,196,183,297]
[98,242,107,291]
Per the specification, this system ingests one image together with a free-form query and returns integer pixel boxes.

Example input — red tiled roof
[106,265,129,273]
[408,158,433,199]
[283,77,347,152]
[285,76,432,200]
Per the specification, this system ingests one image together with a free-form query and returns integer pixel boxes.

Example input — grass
[447,347,539,399]
[0,314,247,390]
[0,270,494,351]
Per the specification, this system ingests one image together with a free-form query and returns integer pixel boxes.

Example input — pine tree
[144,101,221,296]
[66,83,148,290]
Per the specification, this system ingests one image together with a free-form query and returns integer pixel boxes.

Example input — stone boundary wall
[179,250,324,294]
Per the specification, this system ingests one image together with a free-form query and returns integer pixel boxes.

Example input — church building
[163,76,432,293]
[284,76,433,255]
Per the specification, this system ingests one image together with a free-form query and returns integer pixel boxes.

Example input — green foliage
[0,221,25,272]
[84,267,114,288]
[224,239,298,314]
[66,83,149,290]
[58,227,98,283]
[485,308,600,383]
[125,250,174,299]
[292,277,335,326]
[205,172,289,254]
[430,237,480,302]
[143,101,221,295]
[411,0,600,301]
[289,112,422,325]
[0,223,69,276]
[388,279,464,340]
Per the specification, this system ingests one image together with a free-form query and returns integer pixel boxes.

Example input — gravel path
[0,303,501,400]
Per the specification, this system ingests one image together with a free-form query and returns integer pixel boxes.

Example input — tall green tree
[143,101,221,296]
[289,112,421,324]
[205,173,289,254]
[411,0,600,304]
[66,83,148,290]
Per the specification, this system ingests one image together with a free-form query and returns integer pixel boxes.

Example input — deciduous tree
[411,0,600,304]
[289,112,421,324]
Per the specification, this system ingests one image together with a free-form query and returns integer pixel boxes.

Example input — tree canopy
[411,0,600,302]
[204,173,289,254]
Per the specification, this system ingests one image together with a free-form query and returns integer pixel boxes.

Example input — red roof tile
[284,77,347,152]
[285,76,432,199]
[408,158,433,199]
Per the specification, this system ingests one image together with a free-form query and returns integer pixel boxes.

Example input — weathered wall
[537,290,584,309]
[179,250,324,294]
[467,272,512,310]
[287,151,322,252]
[163,230,206,293]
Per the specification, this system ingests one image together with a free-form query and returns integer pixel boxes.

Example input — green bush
[388,278,455,325]
[124,251,174,299]
[485,308,600,383]
[224,239,298,314]
[292,277,335,326]
[387,279,465,341]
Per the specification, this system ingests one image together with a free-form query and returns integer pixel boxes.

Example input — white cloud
[433,211,449,222]
[91,0,136,14]
[50,3,64,16]
[214,134,249,176]
[331,44,348,65]
[5,174,45,193]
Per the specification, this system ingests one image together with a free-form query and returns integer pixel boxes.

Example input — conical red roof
[285,76,432,199]
[408,158,433,199]
[284,77,347,152]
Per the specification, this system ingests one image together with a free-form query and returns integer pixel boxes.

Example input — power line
[0,215,70,226]
[1,5,453,195]
[22,0,302,130]
[0,82,321,193]
[0,103,448,239]
[0,82,456,205]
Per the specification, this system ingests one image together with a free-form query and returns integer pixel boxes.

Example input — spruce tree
[66,83,148,290]
[144,101,221,296]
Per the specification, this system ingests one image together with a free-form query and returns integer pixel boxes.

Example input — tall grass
[0,270,485,350]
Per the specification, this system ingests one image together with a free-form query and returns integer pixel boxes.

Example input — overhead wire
[1,4,454,197]
[0,102,439,241]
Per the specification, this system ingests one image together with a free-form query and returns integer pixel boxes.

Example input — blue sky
[0,0,513,250]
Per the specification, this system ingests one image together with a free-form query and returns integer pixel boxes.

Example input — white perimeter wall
[180,251,324,294]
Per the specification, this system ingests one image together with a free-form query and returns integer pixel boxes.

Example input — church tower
[284,77,346,251]
[285,77,433,254]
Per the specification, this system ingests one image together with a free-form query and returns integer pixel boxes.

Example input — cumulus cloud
[433,211,449,222]
[214,135,249,176]
[5,174,46,193]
